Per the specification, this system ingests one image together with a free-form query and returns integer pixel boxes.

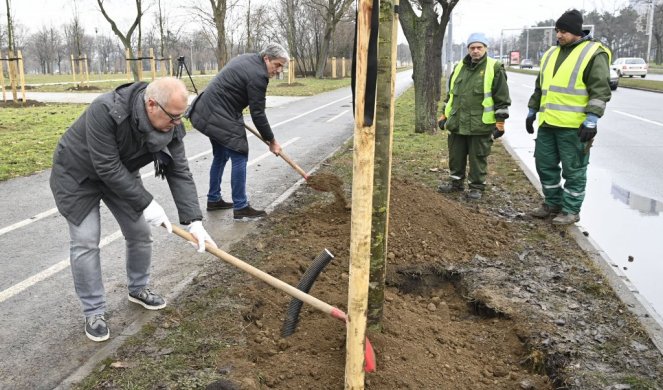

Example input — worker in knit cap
[437,32,511,200]
[525,9,612,225]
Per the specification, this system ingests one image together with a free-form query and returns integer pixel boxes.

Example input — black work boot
[207,198,233,211]
[437,181,464,193]
[233,205,267,221]
[531,203,561,219]
[466,189,482,200]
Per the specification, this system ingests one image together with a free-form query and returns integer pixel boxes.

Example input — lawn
[0,76,352,181]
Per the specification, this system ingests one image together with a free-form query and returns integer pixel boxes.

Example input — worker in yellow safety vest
[437,32,511,200]
[525,9,611,225]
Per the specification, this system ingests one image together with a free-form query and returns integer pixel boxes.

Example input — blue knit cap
[467,32,489,47]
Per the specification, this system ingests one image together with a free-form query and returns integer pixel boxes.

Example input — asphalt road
[0,70,413,389]
[504,71,663,323]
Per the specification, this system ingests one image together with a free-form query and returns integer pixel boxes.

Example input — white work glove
[186,221,217,253]
[143,200,172,233]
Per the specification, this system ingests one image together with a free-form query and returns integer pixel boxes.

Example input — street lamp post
[646,1,654,63]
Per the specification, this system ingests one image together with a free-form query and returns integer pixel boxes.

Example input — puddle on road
[507,142,663,321]
[582,168,663,318]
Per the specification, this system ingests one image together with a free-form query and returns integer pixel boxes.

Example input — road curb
[501,139,663,356]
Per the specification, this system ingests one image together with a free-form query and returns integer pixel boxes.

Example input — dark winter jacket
[188,53,274,154]
[49,82,202,226]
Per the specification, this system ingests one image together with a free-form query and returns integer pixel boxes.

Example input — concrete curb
[501,139,663,356]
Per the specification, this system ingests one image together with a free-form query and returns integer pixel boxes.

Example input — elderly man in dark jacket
[50,77,216,342]
[189,42,288,220]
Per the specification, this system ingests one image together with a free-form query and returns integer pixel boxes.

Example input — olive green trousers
[447,132,493,190]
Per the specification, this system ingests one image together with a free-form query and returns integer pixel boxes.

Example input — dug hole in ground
[77,139,663,389]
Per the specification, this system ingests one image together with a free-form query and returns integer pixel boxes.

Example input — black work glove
[578,114,598,142]
[492,122,505,139]
[578,125,597,142]
[437,115,447,130]
[525,108,536,134]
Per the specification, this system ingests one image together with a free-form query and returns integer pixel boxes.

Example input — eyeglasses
[155,100,184,123]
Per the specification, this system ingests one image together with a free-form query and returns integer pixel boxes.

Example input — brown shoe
[552,212,579,225]
[233,205,267,221]
[530,203,561,219]
[207,198,233,211]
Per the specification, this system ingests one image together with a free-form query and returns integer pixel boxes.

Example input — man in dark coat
[188,42,289,220]
[50,77,216,342]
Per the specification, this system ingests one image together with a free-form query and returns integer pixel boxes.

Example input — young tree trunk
[6,0,15,52]
[399,0,457,133]
[367,0,398,329]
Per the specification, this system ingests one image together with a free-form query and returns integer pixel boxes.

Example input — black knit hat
[556,9,583,36]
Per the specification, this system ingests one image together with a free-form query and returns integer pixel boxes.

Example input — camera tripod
[175,56,198,95]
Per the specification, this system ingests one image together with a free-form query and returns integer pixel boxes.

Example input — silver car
[609,68,619,91]
[611,57,648,78]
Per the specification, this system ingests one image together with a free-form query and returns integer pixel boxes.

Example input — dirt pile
[94,176,662,389]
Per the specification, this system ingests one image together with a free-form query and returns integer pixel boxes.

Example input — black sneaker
[128,288,166,310]
[85,314,109,342]
[437,181,464,193]
[233,205,267,221]
[207,198,233,211]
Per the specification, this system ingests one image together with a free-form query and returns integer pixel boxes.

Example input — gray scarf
[132,91,173,179]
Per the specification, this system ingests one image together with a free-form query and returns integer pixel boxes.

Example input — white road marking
[613,110,663,127]
[326,110,349,123]
[0,231,122,303]
[0,138,300,303]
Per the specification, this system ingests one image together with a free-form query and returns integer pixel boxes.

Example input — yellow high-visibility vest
[445,57,497,124]
[538,41,602,128]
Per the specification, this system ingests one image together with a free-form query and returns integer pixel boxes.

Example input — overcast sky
[5,0,631,45]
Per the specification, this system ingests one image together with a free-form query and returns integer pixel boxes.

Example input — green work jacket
[442,54,511,136]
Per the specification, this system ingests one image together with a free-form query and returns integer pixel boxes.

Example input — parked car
[520,59,534,69]
[609,68,619,91]
[611,57,647,78]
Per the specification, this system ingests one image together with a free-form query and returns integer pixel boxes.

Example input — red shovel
[171,225,376,372]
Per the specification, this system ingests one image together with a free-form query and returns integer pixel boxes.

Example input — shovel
[244,123,345,194]
[244,123,310,180]
[171,225,376,373]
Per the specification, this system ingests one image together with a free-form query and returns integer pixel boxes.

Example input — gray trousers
[67,195,152,317]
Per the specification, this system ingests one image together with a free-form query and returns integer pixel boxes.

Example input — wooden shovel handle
[170,225,376,372]
[243,123,309,180]
[172,225,336,315]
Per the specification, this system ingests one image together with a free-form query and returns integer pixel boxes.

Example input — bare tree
[97,0,144,81]
[307,0,354,78]
[29,26,61,73]
[5,0,15,51]
[400,0,460,133]
[187,0,232,68]
[246,4,273,52]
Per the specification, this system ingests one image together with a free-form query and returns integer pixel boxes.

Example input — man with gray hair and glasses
[50,77,217,342]
[188,42,289,220]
